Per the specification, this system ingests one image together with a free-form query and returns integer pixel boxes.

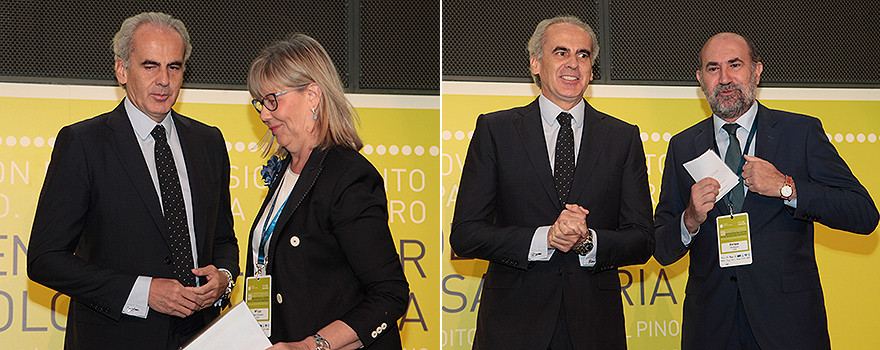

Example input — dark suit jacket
[245,146,409,348]
[28,102,239,350]
[450,98,654,349]
[654,102,878,349]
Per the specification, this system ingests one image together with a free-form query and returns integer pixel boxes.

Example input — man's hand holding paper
[682,149,740,202]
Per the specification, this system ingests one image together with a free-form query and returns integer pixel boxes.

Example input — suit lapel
[753,103,780,165]
[741,102,780,211]
[514,99,559,210]
[691,117,731,216]
[173,113,208,255]
[266,147,330,266]
[569,101,607,204]
[103,103,170,245]
[246,155,289,275]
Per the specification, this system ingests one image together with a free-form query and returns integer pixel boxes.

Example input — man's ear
[753,61,763,85]
[529,54,540,76]
[115,58,127,86]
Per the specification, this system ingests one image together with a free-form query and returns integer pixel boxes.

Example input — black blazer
[450,98,654,349]
[28,102,239,349]
[245,146,409,348]
[654,103,878,349]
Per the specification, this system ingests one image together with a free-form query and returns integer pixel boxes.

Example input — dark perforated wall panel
[607,0,880,85]
[442,1,601,82]
[360,0,440,91]
[443,0,879,87]
[0,0,439,93]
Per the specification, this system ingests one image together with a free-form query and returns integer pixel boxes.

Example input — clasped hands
[548,204,590,253]
[148,264,229,318]
[684,154,787,233]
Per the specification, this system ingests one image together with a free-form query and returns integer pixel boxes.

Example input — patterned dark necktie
[151,125,195,287]
[722,123,745,213]
[554,112,575,206]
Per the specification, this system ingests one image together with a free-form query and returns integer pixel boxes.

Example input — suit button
[730,275,737,282]
[557,268,562,276]
[290,236,300,247]
[276,293,283,304]
[164,257,173,265]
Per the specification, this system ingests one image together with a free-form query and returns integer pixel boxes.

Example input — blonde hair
[248,33,362,157]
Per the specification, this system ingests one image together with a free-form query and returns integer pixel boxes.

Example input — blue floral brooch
[260,155,284,187]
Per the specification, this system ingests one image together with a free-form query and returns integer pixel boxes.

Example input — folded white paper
[682,149,740,202]
[183,302,272,350]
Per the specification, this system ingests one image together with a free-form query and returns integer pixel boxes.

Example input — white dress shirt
[122,97,198,318]
[528,94,598,267]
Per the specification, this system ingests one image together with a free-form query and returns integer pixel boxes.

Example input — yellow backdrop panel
[441,83,879,349]
[0,84,439,350]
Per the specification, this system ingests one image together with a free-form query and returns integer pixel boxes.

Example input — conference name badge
[716,213,753,267]
[245,275,272,337]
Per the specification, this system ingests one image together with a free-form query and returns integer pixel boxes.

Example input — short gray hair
[112,12,192,67]
[527,16,599,87]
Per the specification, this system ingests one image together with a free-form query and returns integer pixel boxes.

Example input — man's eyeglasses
[251,84,309,113]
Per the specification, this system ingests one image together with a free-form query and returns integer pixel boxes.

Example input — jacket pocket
[482,266,523,290]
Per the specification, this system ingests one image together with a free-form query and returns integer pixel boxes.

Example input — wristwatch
[313,334,331,350]
[220,269,235,299]
[573,230,594,256]
[780,175,794,200]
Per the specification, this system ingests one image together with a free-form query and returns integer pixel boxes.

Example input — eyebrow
[139,60,183,67]
[706,57,744,67]
[553,46,591,56]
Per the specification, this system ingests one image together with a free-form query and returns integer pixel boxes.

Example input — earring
[312,109,317,120]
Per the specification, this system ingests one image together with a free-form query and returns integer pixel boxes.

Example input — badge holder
[245,274,272,337]
[716,207,752,268]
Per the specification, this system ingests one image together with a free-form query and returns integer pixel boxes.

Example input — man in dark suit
[450,16,654,350]
[653,32,878,349]
[27,12,238,350]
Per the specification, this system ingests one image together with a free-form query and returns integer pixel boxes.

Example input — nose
[718,67,733,85]
[259,107,272,122]
[156,68,170,87]
[565,54,579,70]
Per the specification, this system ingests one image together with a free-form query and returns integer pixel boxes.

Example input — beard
[702,74,758,121]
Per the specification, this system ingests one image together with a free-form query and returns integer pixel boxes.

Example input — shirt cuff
[529,226,554,261]
[123,276,151,318]
[578,229,597,267]
[680,216,698,247]
[785,197,797,208]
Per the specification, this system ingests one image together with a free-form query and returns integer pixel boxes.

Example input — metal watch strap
[313,334,331,350]
[573,230,594,256]
[220,269,234,298]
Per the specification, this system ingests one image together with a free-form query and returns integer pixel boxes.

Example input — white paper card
[683,149,740,202]
[182,302,272,350]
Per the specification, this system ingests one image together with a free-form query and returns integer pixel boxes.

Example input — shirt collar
[125,97,175,141]
[538,94,585,128]
[713,100,758,136]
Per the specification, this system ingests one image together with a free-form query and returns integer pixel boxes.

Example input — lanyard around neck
[712,117,758,178]
[256,175,290,274]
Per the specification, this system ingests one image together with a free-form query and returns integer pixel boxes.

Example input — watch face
[781,185,793,197]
